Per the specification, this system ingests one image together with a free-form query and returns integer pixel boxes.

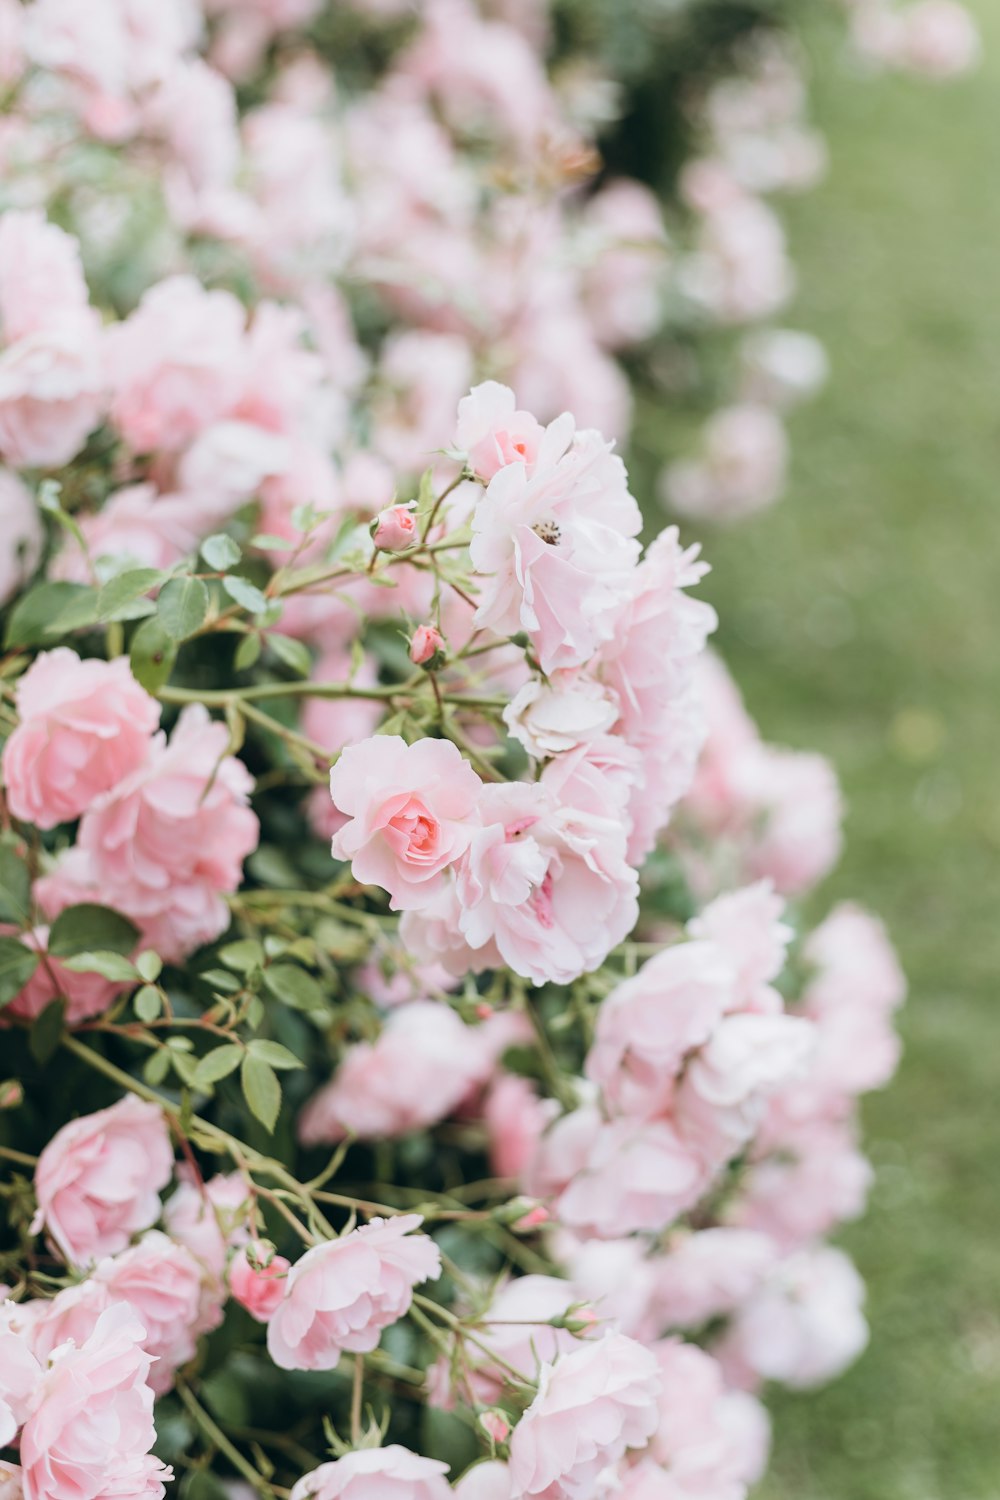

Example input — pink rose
[0,469,42,607]
[50,485,217,583]
[163,1169,251,1285]
[661,404,788,523]
[107,275,246,453]
[470,420,641,675]
[38,704,259,963]
[0,313,105,469]
[508,1332,660,1500]
[409,624,445,667]
[3,650,159,829]
[734,1113,873,1249]
[483,1074,556,1180]
[289,1448,451,1500]
[456,381,547,481]
[645,1340,770,1500]
[19,1303,171,1500]
[33,1095,173,1267]
[0,211,92,345]
[503,674,619,761]
[649,1228,776,1330]
[1,925,120,1027]
[298,1002,525,1144]
[687,882,791,1014]
[371,504,418,552]
[267,1214,441,1371]
[329,736,482,912]
[454,1463,511,1500]
[228,1242,290,1322]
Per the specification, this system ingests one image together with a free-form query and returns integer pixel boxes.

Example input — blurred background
[656,1,1000,1493]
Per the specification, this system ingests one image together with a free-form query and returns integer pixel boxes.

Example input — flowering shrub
[0,0,966,1497]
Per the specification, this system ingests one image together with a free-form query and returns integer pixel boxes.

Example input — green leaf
[198,968,242,994]
[29,997,65,1064]
[144,1049,170,1086]
[234,632,262,671]
[249,533,295,552]
[414,465,436,526]
[263,964,325,1013]
[97,569,164,621]
[0,936,38,1008]
[201,534,241,571]
[194,1044,244,1089]
[134,985,163,1022]
[5,583,95,647]
[247,1039,304,1071]
[267,632,312,677]
[241,1053,281,1132]
[60,951,139,982]
[0,844,31,924]
[218,939,264,974]
[157,575,210,640]
[48,904,139,958]
[130,616,178,694]
[135,950,162,983]
[222,575,269,615]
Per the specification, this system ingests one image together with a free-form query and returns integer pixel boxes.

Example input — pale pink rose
[715,1246,868,1391]
[30,1231,221,1395]
[0,469,42,607]
[0,926,120,1026]
[649,1228,776,1330]
[0,211,91,344]
[32,1095,173,1268]
[558,1234,657,1342]
[49,485,213,582]
[298,1002,524,1143]
[20,1303,171,1500]
[0,1305,43,1447]
[372,504,418,552]
[456,381,548,481]
[267,1214,440,1371]
[470,420,641,675]
[410,624,445,666]
[803,902,906,1016]
[509,1332,660,1500]
[372,330,473,475]
[398,884,499,982]
[525,1105,706,1239]
[329,736,482,912]
[646,1339,769,1500]
[686,882,791,1015]
[580,180,668,351]
[163,1169,251,1285]
[733,1114,873,1249]
[228,1242,290,1322]
[107,276,246,453]
[289,1447,451,1500]
[454,1464,511,1500]
[585,941,732,1119]
[41,704,259,963]
[147,55,240,209]
[177,420,291,504]
[739,328,828,410]
[503,675,619,761]
[0,313,105,468]
[0,1463,21,1500]
[679,174,793,325]
[675,1013,815,1170]
[483,1074,556,1180]
[854,0,980,78]
[3,650,159,829]
[455,780,639,986]
[661,405,788,523]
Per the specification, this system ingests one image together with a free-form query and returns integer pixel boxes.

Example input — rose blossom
[328,736,482,912]
[409,624,445,667]
[267,1214,441,1371]
[456,380,548,481]
[0,211,93,345]
[509,1332,660,1500]
[557,1233,657,1342]
[371,503,418,551]
[3,650,159,829]
[483,1073,557,1180]
[32,1095,173,1267]
[454,1463,511,1500]
[0,469,42,607]
[289,1448,451,1500]
[661,404,789,523]
[229,1242,291,1322]
[36,704,259,963]
[649,1227,776,1330]
[49,484,215,582]
[0,312,105,469]
[163,1169,250,1286]
[1,925,120,1026]
[646,1339,769,1500]
[19,1303,171,1500]
[503,675,619,761]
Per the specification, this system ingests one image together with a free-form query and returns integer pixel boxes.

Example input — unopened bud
[371,504,417,552]
[409,624,446,668]
[479,1411,510,1446]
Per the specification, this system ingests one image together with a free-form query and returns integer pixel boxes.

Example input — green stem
[176,1379,275,1496]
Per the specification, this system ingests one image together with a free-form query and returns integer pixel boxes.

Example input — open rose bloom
[0,0,938,1491]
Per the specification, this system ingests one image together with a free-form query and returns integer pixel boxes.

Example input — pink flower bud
[371,504,417,552]
[409,624,445,667]
[515,1204,550,1231]
[474,1002,495,1021]
[228,1241,290,1323]
[479,1411,510,1445]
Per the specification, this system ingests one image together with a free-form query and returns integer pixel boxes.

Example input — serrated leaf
[130,616,178,693]
[194,1044,244,1088]
[247,1039,303,1070]
[222,575,268,615]
[218,939,264,974]
[263,964,325,1013]
[29,997,65,1064]
[234,632,262,671]
[201,534,241,571]
[60,951,139,982]
[157,575,210,640]
[0,936,38,1008]
[134,985,163,1022]
[5,583,95,647]
[48,904,139,958]
[267,633,311,677]
[97,569,164,621]
[241,1053,281,1132]
[0,844,30,924]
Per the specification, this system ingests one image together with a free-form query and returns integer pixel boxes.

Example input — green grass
[646,7,1000,1496]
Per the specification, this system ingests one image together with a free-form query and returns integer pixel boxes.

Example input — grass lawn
[644,5,1000,1495]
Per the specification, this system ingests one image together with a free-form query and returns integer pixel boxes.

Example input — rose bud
[228,1241,291,1322]
[409,625,446,668]
[371,504,417,552]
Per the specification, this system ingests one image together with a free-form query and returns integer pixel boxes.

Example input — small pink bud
[409,624,445,667]
[515,1204,550,1231]
[479,1411,510,1445]
[371,504,417,552]
[228,1241,290,1323]
[474,1002,494,1021]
